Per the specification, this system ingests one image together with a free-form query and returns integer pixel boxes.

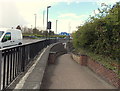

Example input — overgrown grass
[74,48,119,76]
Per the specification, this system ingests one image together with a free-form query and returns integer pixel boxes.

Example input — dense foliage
[73,2,120,61]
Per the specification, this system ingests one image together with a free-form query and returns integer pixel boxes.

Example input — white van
[0,28,23,48]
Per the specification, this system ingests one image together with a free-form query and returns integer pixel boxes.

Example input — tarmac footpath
[41,54,116,89]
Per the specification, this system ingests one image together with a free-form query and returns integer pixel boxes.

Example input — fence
[0,39,57,90]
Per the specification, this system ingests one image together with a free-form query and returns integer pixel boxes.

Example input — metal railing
[0,39,57,90]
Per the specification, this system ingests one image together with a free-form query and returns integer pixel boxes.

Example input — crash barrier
[0,39,57,90]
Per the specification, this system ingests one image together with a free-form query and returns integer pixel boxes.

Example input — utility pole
[68,22,71,42]
[34,14,37,29]
[46,6,51,39]
[68,22,71,34]
[43,10,45,28]
[56,20,58,34]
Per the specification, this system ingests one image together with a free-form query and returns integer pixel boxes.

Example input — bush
[72,2,120,61]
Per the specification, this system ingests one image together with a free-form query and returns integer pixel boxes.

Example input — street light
[46,6,51,39]
[47,6,51,28]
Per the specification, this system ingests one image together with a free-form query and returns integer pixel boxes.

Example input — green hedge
[73,2,120,61]
[23,33,66,39]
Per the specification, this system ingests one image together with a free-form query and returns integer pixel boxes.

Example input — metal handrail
[0,39,57,90]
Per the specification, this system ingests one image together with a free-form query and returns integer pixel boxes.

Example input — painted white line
[14,47,47,89]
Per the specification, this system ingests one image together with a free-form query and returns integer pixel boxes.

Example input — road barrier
[0,39,57,90]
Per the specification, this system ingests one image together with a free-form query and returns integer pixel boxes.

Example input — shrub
[72,2,120,61]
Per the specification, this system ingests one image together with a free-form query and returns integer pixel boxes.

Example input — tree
[33,28,39,34]
[16,25,22,30]
[49,30,54,36]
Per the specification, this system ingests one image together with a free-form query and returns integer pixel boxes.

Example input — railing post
[0,50,2,90]
[22,46,25,72]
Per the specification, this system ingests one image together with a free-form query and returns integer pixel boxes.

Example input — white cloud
[56,19,84,33]
[90,9,100,16]
[0,0,87,33]
[58,13,88,19]
[54,13,88,33]
[52,13,87,33]
[0,0,119,33]
[96,0,119,6]
[51,18,84,34]
[0,1,27,28]
[15,1,57,28]
[0,0,57,28]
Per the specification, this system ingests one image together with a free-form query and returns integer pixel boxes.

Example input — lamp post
[46,6,51,39]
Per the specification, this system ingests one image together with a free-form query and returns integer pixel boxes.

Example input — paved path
[41,54,116,89]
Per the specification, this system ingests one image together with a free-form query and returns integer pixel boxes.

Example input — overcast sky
[0,0,119,33]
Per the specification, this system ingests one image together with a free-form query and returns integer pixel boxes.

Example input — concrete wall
[48,43,67,64]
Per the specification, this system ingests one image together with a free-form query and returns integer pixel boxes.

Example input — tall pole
[46,6,51,39]
[0,51,2,91]
[56,20,58,34]
[68,22,71,42]
[43,10,45,28]
[68,22,71,34]
[46,8,48,39]
[34,14,37,29]
[31,25,33,34]
[47,8,48,30]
